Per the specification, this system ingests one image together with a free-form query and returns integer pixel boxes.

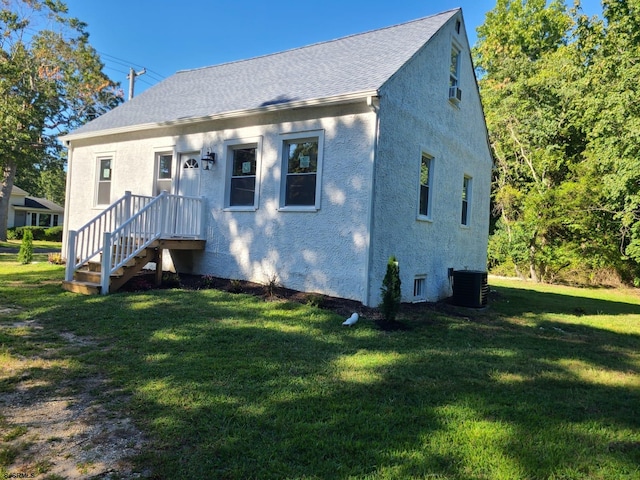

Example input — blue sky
[64,1,603,96]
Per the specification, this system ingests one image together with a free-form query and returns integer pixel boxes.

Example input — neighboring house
[8,185,64,229]
[61,8,492,306]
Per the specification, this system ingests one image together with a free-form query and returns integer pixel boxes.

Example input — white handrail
[65,191,204,293]
[65,191,154,281]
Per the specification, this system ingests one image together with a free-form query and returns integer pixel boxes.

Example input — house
[61,8,492,306]
[9,185,64,229]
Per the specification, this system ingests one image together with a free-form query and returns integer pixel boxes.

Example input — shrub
[9,226,49,241]
[162,272,181,288]
[6,228,18,240]
[229,279,243,293]
[201,274,216,289]
[380,256,401,321]
[44,226,63,242]
[47,252,65,265]
[263,273,280,298]
[18,229,34,264]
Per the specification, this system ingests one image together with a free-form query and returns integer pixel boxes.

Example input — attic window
[449,45,462,103]
[455,19,461,34]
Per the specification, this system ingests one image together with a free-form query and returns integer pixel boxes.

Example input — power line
[97,51,166,82]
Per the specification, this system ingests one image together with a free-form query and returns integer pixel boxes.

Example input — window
[413,276,427,302]
[449,45,462,103]
[450,47,460,88]
[38,213,51,227]
[155,153,173,195]
[461,176,472,226]
[229,146,257,207]
[280,131,324,209]
[29,213,56,227]
[96,156,112,205]
[224,137,261,209]
[418,153,433,219]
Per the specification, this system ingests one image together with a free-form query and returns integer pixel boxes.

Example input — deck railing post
[122,191,132,226]
[65,230,77,282]
[101,231,112,295]
[200,196,206,239]
[160,190,168,237]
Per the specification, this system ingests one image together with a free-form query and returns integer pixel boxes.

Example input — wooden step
[62,280,101,295]
[73,269,101,284]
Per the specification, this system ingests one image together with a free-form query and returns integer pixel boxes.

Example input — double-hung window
[225,137,261,209]
[449,45,462,103]
[96,156,113,206]
[280,131,324,210]
[461,176,472,226]
[418,153,433,219]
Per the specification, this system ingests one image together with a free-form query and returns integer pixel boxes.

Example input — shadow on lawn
[5,280,640,478]
[488,284,640,317]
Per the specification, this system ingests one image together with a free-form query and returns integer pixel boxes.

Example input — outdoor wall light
[202,151,216,170]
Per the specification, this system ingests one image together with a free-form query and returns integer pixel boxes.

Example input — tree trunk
[529,234,539,282]
[0,160,18,241]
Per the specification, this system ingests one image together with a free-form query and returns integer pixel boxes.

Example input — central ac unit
[449,86,462,102]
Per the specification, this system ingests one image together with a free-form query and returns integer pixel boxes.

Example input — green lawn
[0,239,62,250]
[1,255,639,479]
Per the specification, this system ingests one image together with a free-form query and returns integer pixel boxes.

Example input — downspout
[61,142,73,261]
[363,94,380,307]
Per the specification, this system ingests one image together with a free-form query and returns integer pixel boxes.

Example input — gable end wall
[369,13,492,306]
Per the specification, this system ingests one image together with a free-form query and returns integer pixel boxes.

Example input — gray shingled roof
[67,9,458,138]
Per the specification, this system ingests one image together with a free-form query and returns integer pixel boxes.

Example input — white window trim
[153,145,176,195]
[413,275,427,302]
[449,40,463,106]
[223,136,262,212]
[417,151,435,222]
[461,175,472,227]
[278,129,325,212]
[94,151,115,207]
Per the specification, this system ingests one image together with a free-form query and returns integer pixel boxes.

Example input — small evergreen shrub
[18,229,34,264]
[6,228,18,240]
[380,255,401,321]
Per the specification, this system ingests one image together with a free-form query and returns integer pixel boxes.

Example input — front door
[178,152,201,197]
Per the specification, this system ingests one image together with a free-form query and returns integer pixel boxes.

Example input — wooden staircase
[64,191,206,295]
[63,238,205,295]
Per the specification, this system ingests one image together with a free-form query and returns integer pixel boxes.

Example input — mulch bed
[123,273,486,332]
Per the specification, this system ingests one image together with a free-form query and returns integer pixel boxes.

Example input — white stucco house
[61,8,492,306]
[9,185,64,229]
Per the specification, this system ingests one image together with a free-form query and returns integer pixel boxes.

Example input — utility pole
[127,67,146,100]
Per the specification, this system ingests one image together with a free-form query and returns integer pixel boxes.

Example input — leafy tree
[0,0,122,240]
[474,0,625,282]
[573,0,640,279]
[38,165,67,206]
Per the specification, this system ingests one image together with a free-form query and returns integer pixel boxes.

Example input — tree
[476,0,582,281]
[0,0,122,240]
[380,256,401,322]
[574,0,640,279]
[17,228,33,264]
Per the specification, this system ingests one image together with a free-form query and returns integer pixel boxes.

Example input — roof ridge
[177,9,460,75]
